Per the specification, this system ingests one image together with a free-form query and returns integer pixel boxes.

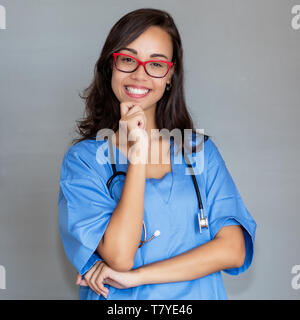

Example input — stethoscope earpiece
[138,222,161,248]
[153,230,161,237]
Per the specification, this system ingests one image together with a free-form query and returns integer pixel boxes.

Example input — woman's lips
[124,86,151,98]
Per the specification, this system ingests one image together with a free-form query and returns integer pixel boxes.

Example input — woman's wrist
[128,143,148,165]
[131,266,146,286]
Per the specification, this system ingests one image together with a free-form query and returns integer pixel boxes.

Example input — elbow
[97,239,134,272]
[108,257,134,272]
[227,227,246,268]
[233,244,246,268]
[216,225,246,269]
[224,237,246,268]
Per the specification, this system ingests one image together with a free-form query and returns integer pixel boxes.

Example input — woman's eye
[151,62,162,68]
[122,58,134,62]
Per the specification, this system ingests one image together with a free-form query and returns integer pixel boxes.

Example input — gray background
[0,0,299,299]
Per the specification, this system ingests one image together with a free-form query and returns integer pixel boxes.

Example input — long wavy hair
[72,8,209,154]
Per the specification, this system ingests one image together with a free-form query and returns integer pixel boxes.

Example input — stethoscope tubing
[105,137,207,247]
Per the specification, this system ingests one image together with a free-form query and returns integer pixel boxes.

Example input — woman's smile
[124,85,152,98]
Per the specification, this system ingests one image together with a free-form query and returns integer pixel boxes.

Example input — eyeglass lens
[116,56,169,77]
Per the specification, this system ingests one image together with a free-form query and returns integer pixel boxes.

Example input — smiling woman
[58,8,256,300]
[70,8,190,146]
[111,25,175,113]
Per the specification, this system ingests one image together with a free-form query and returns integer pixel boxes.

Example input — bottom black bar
[0,300,299,318]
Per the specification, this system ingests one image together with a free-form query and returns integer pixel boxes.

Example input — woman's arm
[80,225,245,296]
[97,162,146,272]
[133,225,245,284]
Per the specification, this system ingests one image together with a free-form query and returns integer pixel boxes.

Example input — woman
[58,8,256,300]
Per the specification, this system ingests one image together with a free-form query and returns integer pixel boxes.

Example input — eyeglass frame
[113,52,175,78]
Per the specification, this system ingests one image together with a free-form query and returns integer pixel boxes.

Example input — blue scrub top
[58,133,256,300]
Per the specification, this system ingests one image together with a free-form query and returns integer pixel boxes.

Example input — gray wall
[0,0,299,299]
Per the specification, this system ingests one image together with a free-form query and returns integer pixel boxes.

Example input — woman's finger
[88,264,102,295]
[84,261,100,281]
[90,262,106,295]
[100,290,108,299]
[79,278,88,286]
[124,105,142,117]
[129,114,146,130]
[120,102,140,117]
[103,277,121,289]
[76,273,89,286]
[95,272,108,294]
[76,273,81,285]
[84,261,102,294]
[93,263,109,295]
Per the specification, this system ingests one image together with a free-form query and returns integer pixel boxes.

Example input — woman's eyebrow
[118,47,169,60]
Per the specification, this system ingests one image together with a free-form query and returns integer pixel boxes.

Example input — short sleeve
[205,139,257,275]
[58,149,118,276]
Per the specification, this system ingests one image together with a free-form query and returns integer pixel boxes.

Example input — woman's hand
[119,101,147,134]
[75,261,141,298]
[119,102,148,164]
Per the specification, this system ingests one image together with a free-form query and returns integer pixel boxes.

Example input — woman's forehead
[118,47,170,61]
[123,26,173,59]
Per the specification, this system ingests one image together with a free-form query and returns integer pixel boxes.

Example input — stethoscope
[105,138,208,248]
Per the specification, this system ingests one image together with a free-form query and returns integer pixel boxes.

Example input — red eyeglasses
[113,52,174,78]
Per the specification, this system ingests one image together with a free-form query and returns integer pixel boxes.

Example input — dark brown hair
[72,8,209,152]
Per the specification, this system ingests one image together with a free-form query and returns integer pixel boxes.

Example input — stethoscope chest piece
[198,209,208,233]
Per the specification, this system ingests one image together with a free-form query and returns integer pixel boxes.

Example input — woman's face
[111,26,175,111]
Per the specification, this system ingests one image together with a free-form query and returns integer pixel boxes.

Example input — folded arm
[132,225,245,284]
[79,225,246,295]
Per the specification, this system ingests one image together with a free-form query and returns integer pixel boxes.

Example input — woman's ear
[169,62,176,79]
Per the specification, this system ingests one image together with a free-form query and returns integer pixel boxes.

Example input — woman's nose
[131,64,149,79]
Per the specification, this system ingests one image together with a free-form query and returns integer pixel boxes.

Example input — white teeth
[126,86,150,95]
